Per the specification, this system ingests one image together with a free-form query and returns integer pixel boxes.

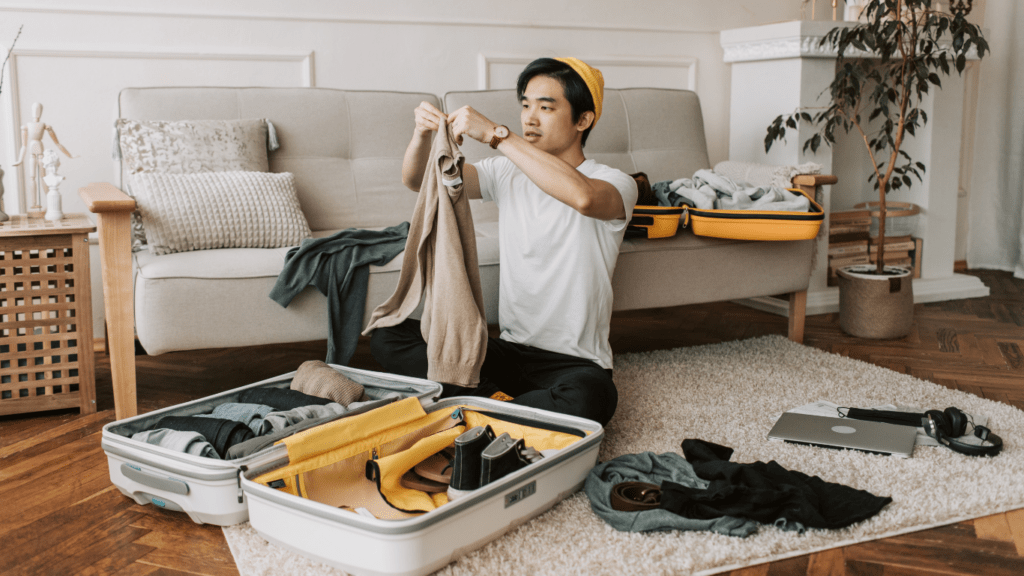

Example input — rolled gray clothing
[196,403,275,435]
[131,428,221,459]
[259,403,348,435]
[584,451,757,537]
[227,397,399,459]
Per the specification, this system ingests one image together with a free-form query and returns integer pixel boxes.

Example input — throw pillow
[129,171,312,256]
[116,118,273,251]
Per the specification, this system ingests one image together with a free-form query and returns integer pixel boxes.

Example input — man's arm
[497,134,624,220]
[448,106,625,221]
[402,101,482,200]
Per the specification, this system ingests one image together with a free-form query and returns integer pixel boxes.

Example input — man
[371,57,637,426]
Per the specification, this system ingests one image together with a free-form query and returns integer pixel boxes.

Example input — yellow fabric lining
[254,399,458,486]
[463,410,582,453]
[281,397,428,462]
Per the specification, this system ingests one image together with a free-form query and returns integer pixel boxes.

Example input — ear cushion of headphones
[925,407,969,439]
[925,409,951,438]
[943,407,969,437]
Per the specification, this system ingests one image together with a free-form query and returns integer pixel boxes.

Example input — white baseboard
[737,273,992,317]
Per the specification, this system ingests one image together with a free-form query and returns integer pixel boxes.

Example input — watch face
[495,125,509,138]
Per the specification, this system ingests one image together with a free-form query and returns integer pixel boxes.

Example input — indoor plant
[764,0,988,338]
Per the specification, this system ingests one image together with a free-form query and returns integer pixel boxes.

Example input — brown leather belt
[610,481,661,512]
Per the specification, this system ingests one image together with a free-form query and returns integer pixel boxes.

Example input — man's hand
[414,101,448,137]
[448,106,498,146]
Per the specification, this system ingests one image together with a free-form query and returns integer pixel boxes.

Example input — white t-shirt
[475,156,638,369]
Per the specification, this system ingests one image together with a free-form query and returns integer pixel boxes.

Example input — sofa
[80,86,835,419]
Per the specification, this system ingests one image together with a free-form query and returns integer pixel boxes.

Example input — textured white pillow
[130,171,312,256]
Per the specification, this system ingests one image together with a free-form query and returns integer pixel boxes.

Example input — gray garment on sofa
[259,403,348,435]
[196,402,275,436]
[269,222,411,366]
[584,451,758,537]
[131,428,221,459]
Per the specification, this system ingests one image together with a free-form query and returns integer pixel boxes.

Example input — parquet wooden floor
[1,269,1022,576]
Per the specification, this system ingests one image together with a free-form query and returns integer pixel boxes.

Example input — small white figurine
[12,102,74,218]
[42,150,64,221]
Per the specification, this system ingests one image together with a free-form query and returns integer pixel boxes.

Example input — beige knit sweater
[362,121,488,386]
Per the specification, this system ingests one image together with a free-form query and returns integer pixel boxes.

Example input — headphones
[921,407,1003,457]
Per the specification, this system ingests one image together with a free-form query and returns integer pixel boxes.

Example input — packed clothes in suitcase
[101,363,443,526]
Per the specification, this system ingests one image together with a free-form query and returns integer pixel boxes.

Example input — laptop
[767,412,917,458]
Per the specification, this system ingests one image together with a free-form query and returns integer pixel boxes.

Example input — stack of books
[827,210,872,286]
[869,235,923,279]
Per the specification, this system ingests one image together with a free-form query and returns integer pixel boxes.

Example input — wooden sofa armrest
[791,174,838,187]
[79,183,138,419]
[786,174,837,344]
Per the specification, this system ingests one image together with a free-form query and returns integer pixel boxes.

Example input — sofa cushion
[130,171,312,256]
[133,227,503,355]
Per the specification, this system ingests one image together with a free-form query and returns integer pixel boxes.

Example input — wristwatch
[489,125,510,149]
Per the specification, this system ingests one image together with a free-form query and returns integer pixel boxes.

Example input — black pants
[370,319,617,426]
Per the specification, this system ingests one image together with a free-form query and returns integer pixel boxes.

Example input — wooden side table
[0,214,97,415]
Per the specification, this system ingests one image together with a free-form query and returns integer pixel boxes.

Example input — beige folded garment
[290,360,368,406]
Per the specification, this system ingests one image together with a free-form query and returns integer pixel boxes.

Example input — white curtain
[967,0,1024,278]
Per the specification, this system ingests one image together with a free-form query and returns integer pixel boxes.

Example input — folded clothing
[237,386,332,411]
[225,396,400,459]
[154,416,255,459]
[290,360,367,406]
[131,428,220,459]
[196,402,274,435]
[259,403,348,435]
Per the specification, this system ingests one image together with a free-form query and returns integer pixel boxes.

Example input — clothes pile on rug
[586,438,892,537]
[130,360,405,459]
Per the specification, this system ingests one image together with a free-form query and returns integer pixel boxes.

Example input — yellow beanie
[555,57,604,127]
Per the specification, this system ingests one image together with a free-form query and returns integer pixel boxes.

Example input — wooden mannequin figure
[12,102,74,218]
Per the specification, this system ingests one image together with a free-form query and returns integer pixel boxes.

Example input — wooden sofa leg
[80,183,138,419]
[788,290,807,344]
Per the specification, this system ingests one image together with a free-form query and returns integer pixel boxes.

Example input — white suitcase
[101,365,443,526]
[240,396,603,576]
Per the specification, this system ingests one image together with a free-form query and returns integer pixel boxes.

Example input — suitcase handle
[121,463,190,495]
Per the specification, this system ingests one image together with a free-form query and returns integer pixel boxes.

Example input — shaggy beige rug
[223,336,1024,575]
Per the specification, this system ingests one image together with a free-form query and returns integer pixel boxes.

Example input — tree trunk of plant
[876,176,887,274]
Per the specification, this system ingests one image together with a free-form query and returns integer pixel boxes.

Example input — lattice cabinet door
[1,215,97,416]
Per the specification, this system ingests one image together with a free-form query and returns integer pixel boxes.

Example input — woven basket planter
[837,264,914,339]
